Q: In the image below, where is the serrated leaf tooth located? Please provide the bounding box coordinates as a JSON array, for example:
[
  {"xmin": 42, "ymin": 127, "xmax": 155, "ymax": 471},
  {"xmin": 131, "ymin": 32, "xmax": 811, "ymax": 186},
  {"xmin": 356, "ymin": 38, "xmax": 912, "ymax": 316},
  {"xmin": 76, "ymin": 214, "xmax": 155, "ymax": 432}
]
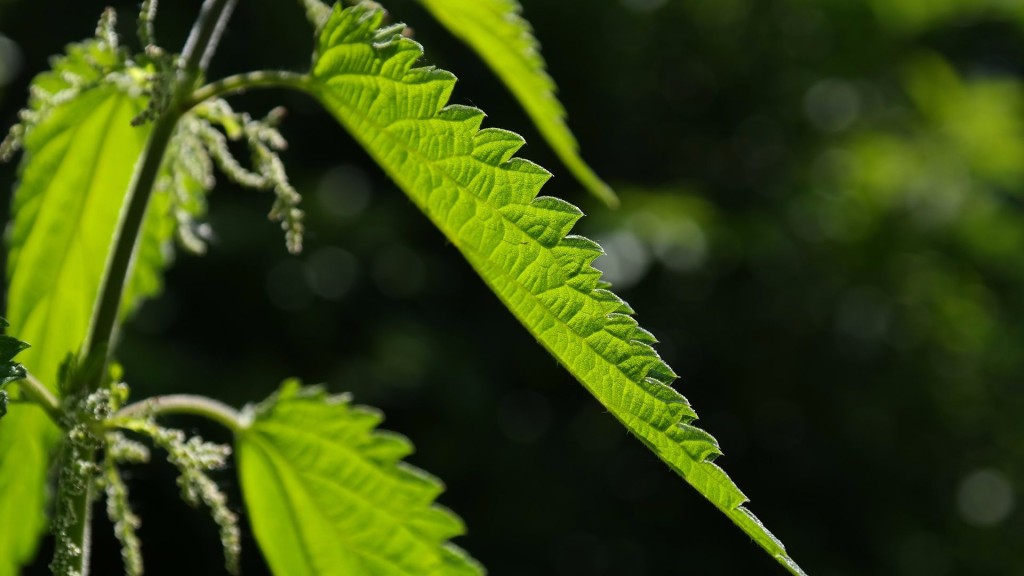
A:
[
  {"xmin": 646, "ymin": 378, "xmax": 698, "ymax": 421},
  {"xmin": 645, "ymin": 360, "xmax": 678, "ymax": 384},
  {"xmin": 627, "ymin": 324, "xmax": 656, "ymax": 343},
  {"xmin": 602, "ymin": 311, "xmax": 642, "ymax": 339},
  {"xmin": 500, "ymin": 156, "xmax": 550, "ymax": 193},
  {"xmin": 473, "ymin": 128, "xmax": 525, "ymax": 164},
  {"xmin": 392, "ymin": 460, "xmax": 446, "ymax": 502},
  {"xmin": 675, "ymin": 423, "xmax": 723, "ymax": 461},
  {"xmin": 381, "ymin": 45, "xmax": 425, "ymax": 79},
  {"xmin": 438, "ymin": 104, "xmax": 486, "ymax": 133},
  {"xmin": 373, "ymin": 23, "xmax": 407, "ymax": 43},
  {"xmin": 316, "ymin": 44, "xmax": 381, "ymax": 77},
  {"xmin": 416, "ymin": 0, "xmax": 615, "ymax": 204},
  {"xmin": 349, "ymin": 403, "xmax": 385, "ymax": 429},
  {"xmin": 590, "ymin": 288, "xmax": 633, "ymax": 315},
  {"xmin": 409, "ymin": 505, "xmax": 467, "ymax": 541},
  {"xmin": 326, "ymin": 2, "xmax": 385, "ymax": 46},
  {"xmin": 553, "ymin": 236, "xmax": 604, "ymax": 277},
  {"xmin": 499, "ymin": 196, "xmax": 579, "ymax": 246},
  {"xmin": 362, "ymin": 430, "xmax": 414, "ymax": 464}
]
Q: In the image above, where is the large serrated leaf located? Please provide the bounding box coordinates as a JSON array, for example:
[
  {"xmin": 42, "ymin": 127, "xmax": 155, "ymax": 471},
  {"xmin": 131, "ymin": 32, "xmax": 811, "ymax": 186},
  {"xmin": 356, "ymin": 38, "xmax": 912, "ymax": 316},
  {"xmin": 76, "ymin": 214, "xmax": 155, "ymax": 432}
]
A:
[
  {"xmin": 237, "ymin": 381, "xmax": 482, "ymax": 575},
  {"xmin": 0, "ymin": 42, "xmax": 151, "ymax": 574},
  {"xmin": 415, "ymin": 0, "xmax": 616, "ymax": 206},
  {"xmin": 302, "ymin": 4, "xmax": 804, "ymax": 573}
]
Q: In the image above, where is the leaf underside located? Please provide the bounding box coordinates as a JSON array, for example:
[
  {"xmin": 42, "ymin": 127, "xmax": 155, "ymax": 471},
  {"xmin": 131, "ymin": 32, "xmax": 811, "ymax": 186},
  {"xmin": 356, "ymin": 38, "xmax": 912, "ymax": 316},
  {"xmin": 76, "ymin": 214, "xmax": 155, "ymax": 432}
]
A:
[
  {"xmin": 415, "ymin": 0, "xmax": 617, "ymax": 206},
  {"xmin": 304, "ymin": 4, "xmax": 804, "ymax": 574},
  {"xmin": 237, "ymin": 382, "xmax": 482, "ymax": 576}
]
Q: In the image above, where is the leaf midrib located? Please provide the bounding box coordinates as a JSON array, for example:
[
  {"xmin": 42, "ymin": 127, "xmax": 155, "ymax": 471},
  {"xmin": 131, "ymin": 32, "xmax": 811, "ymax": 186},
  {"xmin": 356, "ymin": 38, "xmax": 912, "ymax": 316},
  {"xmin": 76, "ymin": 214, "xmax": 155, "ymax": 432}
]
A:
[
  {"xmin": 312, "ymin": 38, "xmax": 765, "ymax": 555},
  {"xmin": 311, "ymin": 61, "xmax": 683, "ymax": 446},
  {"xmin": 309, "ymin": 14, "xmax": 799, "ymax": 572}
]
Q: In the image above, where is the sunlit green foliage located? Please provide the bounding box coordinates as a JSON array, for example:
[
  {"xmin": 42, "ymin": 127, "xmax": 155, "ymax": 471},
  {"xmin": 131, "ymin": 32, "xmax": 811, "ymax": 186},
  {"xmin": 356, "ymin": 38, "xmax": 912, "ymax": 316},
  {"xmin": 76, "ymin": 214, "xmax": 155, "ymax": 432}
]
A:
[
  {"xmin": 416, "ymin": 0, "xmax": 617, "ymax": 206},
  {"xmin": 302, "ymin": 4, "xmax": 802, "ymax": 572},
  {"xmin": 238, "ymin": 381, "xmax": 481, "ymax": 575},
  {"xmin": 0, "ymin": 320, "xmax": 28, "ymax": 419}
]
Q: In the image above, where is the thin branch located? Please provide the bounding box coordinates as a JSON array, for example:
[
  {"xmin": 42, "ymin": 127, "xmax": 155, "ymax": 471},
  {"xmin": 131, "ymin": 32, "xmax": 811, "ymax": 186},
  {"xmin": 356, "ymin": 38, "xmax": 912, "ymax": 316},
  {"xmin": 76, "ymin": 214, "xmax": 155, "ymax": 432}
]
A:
[
  {"xmin": 185, "ymin": 71, "xmax": 311, "ymax": 111},
  {"xmin": 113, "ymin": 394, "xmax": 246, "ymax": 433},
  {"xmin": 13, "ymin": 372, "xmax": 63, "ymax": 425},
  {"xmin": 84, "ymin": 0, "xmax": 243, "ymax": 378},
  {"xmin": 181, "ymin": 0, "xmax": 239, "ymax": 74}
]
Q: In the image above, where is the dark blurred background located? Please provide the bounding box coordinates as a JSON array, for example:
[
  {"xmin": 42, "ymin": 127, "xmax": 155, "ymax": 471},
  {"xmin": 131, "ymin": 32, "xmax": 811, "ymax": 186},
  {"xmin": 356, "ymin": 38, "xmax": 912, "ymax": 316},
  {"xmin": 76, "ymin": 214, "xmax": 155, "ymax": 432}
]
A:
[{"xmin": 2, "ymin": 0, "xmax": 1023, "ymax": 574}]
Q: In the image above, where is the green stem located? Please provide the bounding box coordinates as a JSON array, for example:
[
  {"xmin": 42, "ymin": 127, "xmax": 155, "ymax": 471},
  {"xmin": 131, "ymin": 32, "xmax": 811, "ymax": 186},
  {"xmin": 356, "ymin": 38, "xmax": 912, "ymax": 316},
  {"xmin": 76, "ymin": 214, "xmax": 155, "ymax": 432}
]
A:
[
  {"xmin": 14, "ymin": 372, "xmax": 62, "ymax": 425},
  {"xmin": 113, "ymin": 394, "xmax": 245, "ymax": 433},
  {"xmin": 181, "ymin": 0, "xmax": 239, "ymax": 73},
  {"xmin": 84, "ymin": 0, "xmax": 239, "ymax": 368},
  {"xmin": 62, "ymin": 0, "xmax": 242, "ymax": 573},
  {"xmin": 82, "ymin": 115, "xmax": 179, "ymax": 371},
  {"xmin": 185, "ymin": 71, "xmax": 310, "ymax": 110}
]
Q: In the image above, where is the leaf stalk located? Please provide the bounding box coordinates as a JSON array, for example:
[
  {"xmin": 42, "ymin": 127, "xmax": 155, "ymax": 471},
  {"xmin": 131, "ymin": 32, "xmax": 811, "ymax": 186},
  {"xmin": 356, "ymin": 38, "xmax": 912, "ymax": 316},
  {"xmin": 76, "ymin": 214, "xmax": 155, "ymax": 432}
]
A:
[
  {"xmin": 185, "ymin": 71, "xmax": 311, "ymax": 111},
  {"xmin": 13, "ymin": 372, "xmax": 62, "ymax": 425},
  {"xmin": 113, "ymin": 394, "xmax": 245, "ymax": 433}
]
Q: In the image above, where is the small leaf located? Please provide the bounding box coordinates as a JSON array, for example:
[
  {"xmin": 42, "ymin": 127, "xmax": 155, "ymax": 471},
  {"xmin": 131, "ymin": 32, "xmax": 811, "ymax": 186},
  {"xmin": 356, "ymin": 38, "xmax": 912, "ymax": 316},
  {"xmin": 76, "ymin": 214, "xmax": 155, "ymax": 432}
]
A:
[
  {"xmin": 0, "ymin": 336, "xmax": 29, "ymax": 367},
  {"xmin": 0, "ymin": 322, "xmax": 27, "ymax": 391},
  {"xmin": 237, "ymin": 381, "xmax": 482, "ymax": 576},
  {"xmin": 416, "ymin": 0, "xmax": 617, "ymax": 206}
]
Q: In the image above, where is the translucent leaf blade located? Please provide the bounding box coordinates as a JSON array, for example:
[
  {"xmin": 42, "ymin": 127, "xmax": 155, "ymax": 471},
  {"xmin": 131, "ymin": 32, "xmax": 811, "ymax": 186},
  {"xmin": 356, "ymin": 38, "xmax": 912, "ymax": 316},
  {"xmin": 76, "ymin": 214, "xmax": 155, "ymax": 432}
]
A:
[
  {"xmin": 0, "ymin": 85, "xmax": 150, "ymax": 574},
  {"xmin": 237, "ymin": 382, "xmax": 483, "ymax": 576},
  {"xmin": 416, "ymin": 0, "xmax": 617, "ymax": 206},
  {"xmin": 305, "ymin": 4, "xmax": 803, "ymax": 573}
]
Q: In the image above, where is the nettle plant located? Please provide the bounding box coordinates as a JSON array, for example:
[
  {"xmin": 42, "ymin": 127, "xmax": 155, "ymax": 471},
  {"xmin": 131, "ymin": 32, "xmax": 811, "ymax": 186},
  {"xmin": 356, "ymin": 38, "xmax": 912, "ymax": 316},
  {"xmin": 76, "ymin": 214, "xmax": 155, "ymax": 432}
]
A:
[{"xmin": 0, "ymin": 0, "xmax": 805, "ymax": 574}]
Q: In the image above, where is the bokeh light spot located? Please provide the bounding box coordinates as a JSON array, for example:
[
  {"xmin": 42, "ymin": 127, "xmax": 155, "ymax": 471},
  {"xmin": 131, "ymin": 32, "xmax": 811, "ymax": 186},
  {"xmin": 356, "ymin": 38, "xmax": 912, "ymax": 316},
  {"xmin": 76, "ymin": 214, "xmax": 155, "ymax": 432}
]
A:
[
  {"xmin": 305, "ymin": 246, "xmax": 358, "ymax": 300},
  {"xmin": 956, "ymin": 468, "xmax": 1015, "ymax": 527},
  {"xmin": 593, "ymin": 231, "xmax": 650, "ymax": 289},
  {"xmin": 804, "ymin": 79, "xmax": 860, "ymax": 132},
  {"xmin": 316, "ymin": 164, "xmax": 372, "ymax": 219}
]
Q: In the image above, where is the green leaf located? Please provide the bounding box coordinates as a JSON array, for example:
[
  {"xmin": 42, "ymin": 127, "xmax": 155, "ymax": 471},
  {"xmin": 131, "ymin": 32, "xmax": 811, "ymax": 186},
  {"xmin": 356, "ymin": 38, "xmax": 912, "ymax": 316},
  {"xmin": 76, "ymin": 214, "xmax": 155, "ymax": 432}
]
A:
[
  {"xmin": 415, "ymin": 0, "xmax": 617, "ymax": 207},
  {"xmin": 0, "ymin": 37, "xmax": 150, "ymax": 574},
  {"xmin": 0, "ymin": 321, "xmax": 28, "ymax": 389},
  {"xmin": 237, "ymin": 381, "xmax": 482, "ymax": 575},
  {"xmin": 303, "ymin": 4, "xmax": 803, "ymax": 573}
]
